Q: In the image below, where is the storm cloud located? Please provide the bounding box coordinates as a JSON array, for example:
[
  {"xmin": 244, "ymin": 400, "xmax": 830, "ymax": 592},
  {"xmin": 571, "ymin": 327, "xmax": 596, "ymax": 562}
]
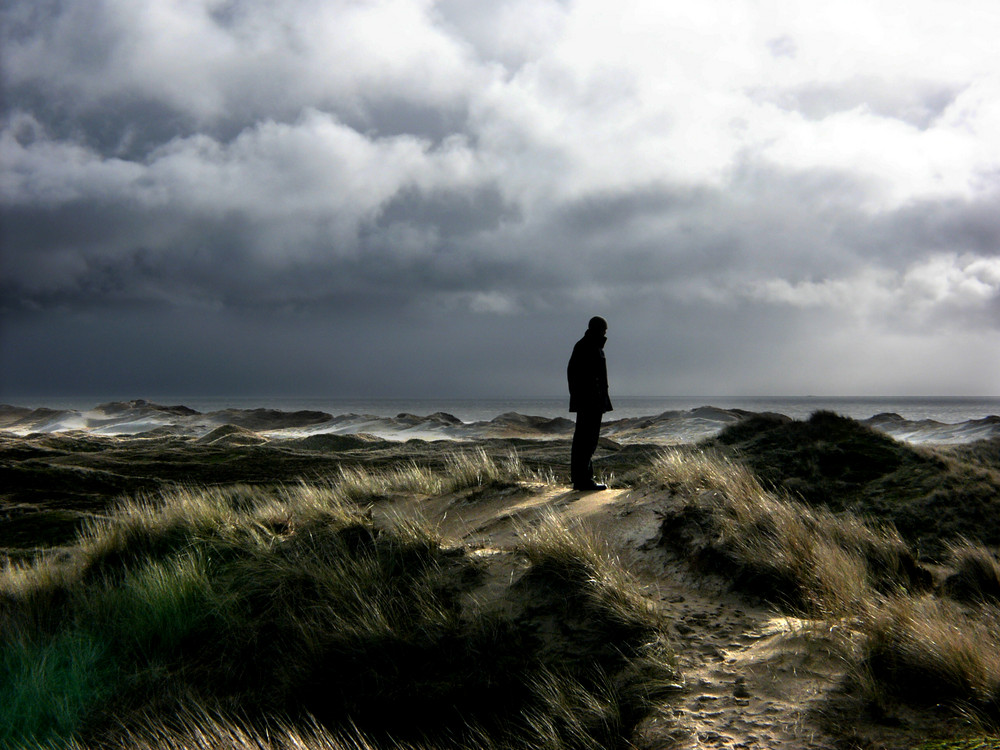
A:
[{"xmin": 2, "ymin": 0, "xmax": 998, "ymax": 399}]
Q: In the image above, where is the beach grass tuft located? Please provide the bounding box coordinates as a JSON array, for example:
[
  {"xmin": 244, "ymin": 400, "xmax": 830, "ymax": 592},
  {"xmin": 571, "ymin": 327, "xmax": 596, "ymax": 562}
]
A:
[
  {"xmin": 859, "ymin": 595, "xmax": 1000, "ymax": 714},
  {"xmin": 0, "ymin": 452, "xmax": 675, "ymax": 749},
  {"xmin": 644, "ymin": 445, "xmax": 1000, "ymax": 721},
  {"xmin": 645, "ymin": 447, "xmax": 923, "ymax": 615},
  {"xmin": 705, "ymin": 414, "xmax": 1000, "ymax": 559},
  {"xmin": 942, "ymin": 540, "xmax": 1000, "ymax": 605}
]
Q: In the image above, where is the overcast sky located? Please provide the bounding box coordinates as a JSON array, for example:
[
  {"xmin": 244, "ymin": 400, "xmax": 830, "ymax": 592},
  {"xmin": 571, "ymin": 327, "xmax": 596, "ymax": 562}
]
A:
[{"xmin": 2, "ymin": 0, "xmax": 999, "ymax": 401}]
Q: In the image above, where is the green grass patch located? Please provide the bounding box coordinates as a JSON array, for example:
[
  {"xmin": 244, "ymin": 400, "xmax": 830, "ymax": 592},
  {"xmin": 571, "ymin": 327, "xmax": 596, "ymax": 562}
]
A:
[{"xmin": 0, "ymin": 629, "xmax": 115, "ymax": 748}]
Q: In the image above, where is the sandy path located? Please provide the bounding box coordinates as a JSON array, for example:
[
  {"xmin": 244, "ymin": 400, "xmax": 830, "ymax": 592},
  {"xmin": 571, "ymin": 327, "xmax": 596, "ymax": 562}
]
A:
[
  {"xmin": 644, "ymin": 572, "xmax": 845, "ymax": 750},
  {"xmin": 388, "ymin": 485, "xmax": 848, "ymax": 750},
  {"xmin": 558, "ymin": 487, "xmax": 845, "ymax": 750}
]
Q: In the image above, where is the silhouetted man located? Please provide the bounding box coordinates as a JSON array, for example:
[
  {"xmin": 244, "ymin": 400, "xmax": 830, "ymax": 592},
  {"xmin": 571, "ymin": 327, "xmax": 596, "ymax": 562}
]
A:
[{"xmin": 567, "ymin": 316, "xmax": 612, "ymax": 491}]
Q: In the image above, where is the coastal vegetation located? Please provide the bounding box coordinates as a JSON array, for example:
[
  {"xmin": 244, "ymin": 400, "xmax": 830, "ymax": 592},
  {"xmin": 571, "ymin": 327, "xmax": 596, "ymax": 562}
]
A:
[
  {"xmin": 706, "ymin": 410, "xmax": 1000, "ymax": 557},
  {"xmin": 1, "ymin": 411, "xmax": 999, "ymax": 747},
  {"xmin": 646, "ymin": 445, "xmax": 1000, "ymax": 725},
  {"xmin": 0, "ymin": 452, "xmax": 676, "ymax": 749}
]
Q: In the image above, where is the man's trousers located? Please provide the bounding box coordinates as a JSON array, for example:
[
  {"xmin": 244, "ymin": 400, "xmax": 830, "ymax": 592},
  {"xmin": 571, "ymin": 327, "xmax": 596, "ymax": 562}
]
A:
[{"xmin": 571, "ymin": 409, "xmax": 603, "ymax": 487}]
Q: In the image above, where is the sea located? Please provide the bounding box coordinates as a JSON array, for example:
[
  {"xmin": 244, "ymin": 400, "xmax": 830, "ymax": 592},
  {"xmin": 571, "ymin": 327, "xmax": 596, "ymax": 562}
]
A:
[{"xmin": 6, "ymin": 395, "xmax": 1000, "ymax": 425}]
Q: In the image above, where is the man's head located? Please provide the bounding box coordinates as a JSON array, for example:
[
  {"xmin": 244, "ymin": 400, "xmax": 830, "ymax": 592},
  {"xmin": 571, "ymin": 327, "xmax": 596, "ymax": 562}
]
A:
[{"xmin": 588, "ymin": 316, "xmax": 608, "ymax": 334}]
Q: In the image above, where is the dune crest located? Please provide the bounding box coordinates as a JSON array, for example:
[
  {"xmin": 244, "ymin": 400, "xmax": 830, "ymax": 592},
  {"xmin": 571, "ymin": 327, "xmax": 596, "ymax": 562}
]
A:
[{"xmin": 3, "ymin": 401, "xmax": 996, "ymax": 444}]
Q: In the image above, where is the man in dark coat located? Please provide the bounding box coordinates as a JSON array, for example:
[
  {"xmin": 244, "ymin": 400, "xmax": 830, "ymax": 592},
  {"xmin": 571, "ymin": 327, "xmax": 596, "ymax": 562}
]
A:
[{"xmin": 567, "ymin": 316, "xmax": 613, "ymax": 491}]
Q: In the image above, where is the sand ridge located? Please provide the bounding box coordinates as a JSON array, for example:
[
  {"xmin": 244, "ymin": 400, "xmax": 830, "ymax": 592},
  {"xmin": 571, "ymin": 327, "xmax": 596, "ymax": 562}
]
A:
[
  {"xmin": 380, "ymin": 485, "xmax": 853, "ymax": 749},
  {"xmin": 4, "ymin": 400, "xmax": 996, "ymax": 443},
  {"xmin": 2, "ymin": 427, "xmax": 987, "ymax": 748},
  {"xmin": 378, "ymin": 482, "xmax": 981, "ymax": 749}
]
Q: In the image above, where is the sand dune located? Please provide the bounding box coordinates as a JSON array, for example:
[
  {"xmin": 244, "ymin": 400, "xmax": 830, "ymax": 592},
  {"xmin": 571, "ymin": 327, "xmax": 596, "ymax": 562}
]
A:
[
  {"xmin": 867, "ymin": 411, "xmax": 1000, "ymax": 443},
  {"xmin": 379, "ymin": 483, "xmax": 963, "ymax": 749},
  {"xmin": 2, "ymin": 399, "xmax": 997, "ymax": 444},
  {"xmin": 2, "ymin": 411, "xmax": 998, "ymax": 748}
]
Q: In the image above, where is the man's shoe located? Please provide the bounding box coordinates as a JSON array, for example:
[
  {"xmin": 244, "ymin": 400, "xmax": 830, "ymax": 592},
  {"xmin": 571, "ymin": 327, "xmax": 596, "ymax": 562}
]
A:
[{"xmin": 573, "ymin": 481, "xmax": 607, "ymax": 491}]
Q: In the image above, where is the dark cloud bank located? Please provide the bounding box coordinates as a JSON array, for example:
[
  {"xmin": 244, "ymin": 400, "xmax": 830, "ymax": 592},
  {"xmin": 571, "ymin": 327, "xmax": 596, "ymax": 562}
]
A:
[{"xmin": 2, "ymin": 0, "xmax": 998, "ymax": 400}]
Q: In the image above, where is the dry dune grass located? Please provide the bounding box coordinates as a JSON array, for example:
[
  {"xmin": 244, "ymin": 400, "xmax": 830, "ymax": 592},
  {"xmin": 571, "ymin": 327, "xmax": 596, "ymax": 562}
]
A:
[
  {"xmin": 520, "ymin": 511, "xmax": 650, "ymax": 620},
  {"xmin": 860, "ymin": 595, "xmax": 1000, "ymax": 708},
  {"xmin": 5, "ymin": 436, "xmax": 999, "ymax": 747},
  {"xmin": 0, "ymin": 449, "xmax": 675, "ymax": 750},
  {"xmin": 706, "ymin": 413, "xmax": 1000, "ymax": 560},
  {"xmin": 645, "ymin": 447, "xmax": 1000, "ymax": 722},
  {"xmin": 515, "ymin": 512, "xmax": 681, "ymax": 706},
  {"xmin": 942, "ymin": 539, "xmax": 1000, "ymax": 605},
  {"xmin": 645, "ymin": 448, "xmax": 923, "ymax": 615},
  {"xmin": 332, "ymin": 448, "xmax": 551, "ymax": 505},
  {"xmin": 443, "ymin": 447, "xmax": 555, "ymax": 490}
]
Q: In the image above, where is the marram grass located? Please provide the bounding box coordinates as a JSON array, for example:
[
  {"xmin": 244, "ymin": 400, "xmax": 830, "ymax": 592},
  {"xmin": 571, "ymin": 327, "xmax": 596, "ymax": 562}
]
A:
[
  {"xmin": 0, "ymin": 628, "xmax": 113, "ymax": 746},
  {"xmin": 860, "ymin": 595, "xmax": 1000, "ymax": 709},
  {"xmin": 943, "ymin": 539, "xmax": 1000, "ymax": 604},
  {"xmin": 645, "ymin": 446, "xmax": 1000, "ymax": 721},
  {"xmin": 0, "ymin": 452, "xmax": 675, "ymax": 749},
  {"xmin": 645, "ymin": 447, "xmax": 920, "ymax": 615}
]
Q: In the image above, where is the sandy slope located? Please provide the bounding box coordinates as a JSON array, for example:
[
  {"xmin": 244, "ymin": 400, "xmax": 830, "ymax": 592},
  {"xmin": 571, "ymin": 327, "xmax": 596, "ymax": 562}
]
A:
[{"xmin": 380, "ymin": 484, "xmax": 962, "ymax": 750}]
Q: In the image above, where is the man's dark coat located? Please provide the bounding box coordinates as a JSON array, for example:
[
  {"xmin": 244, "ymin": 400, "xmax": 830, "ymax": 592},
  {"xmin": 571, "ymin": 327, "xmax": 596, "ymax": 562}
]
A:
[{"xmin": 567, "ymin": 329, "xmax": 613, "ymax": 414}]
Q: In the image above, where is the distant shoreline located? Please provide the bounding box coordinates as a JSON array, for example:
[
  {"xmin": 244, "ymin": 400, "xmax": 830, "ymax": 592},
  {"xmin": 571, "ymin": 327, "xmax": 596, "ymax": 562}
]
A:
[
  {"xmin": 3, "ymin": 399, "xmax": 998, "ymax": 445},
  {"xmin": 2, "ymin": 394, "xmax": 1000, "ymax": 424}
]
